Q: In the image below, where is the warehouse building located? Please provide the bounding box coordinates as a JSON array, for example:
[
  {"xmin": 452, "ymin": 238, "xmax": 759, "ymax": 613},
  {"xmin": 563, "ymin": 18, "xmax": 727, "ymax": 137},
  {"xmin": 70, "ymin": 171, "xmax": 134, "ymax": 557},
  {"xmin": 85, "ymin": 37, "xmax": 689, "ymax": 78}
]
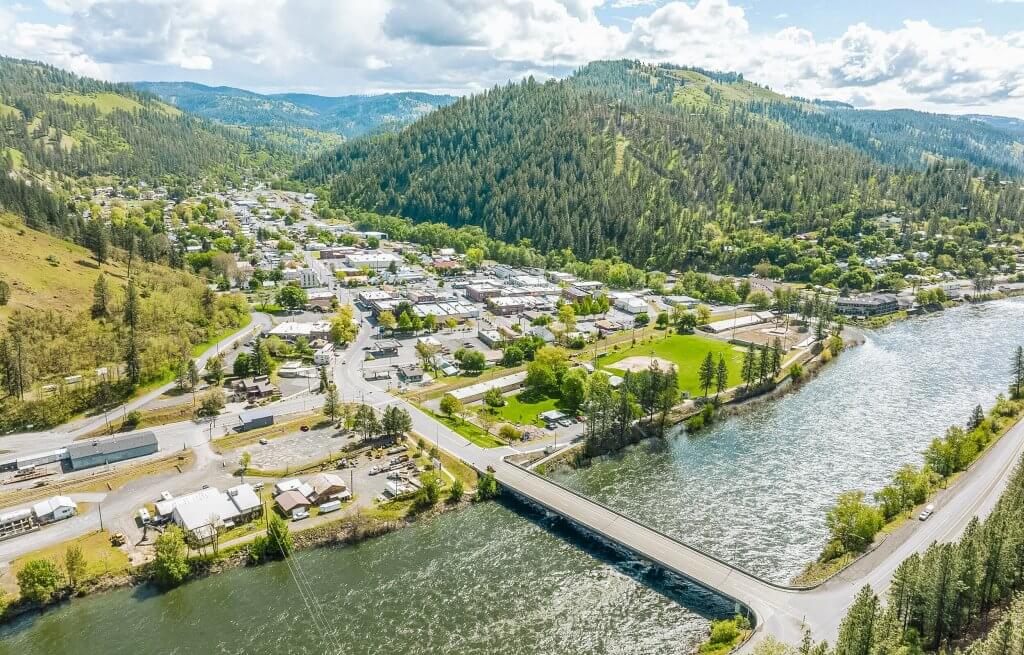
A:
[{"xmin": 66, "ymin": 432, "xmax": 159, "ymax": 471}]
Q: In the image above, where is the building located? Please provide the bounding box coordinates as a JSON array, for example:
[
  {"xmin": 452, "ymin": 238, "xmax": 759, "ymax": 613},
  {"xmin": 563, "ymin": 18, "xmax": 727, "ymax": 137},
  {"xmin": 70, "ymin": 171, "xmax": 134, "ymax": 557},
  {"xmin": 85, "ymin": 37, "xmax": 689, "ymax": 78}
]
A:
[
  {"xmin": 239, "ymin": 407, "xmax": 276, "ymax": 431},
  {"xmin": 835, "ymin": 294, "xmax": 899, "ymax": 317},
  {"xmin": 275, "ymin": 490, "xmax": 311, "ymax": 517},
  {"xmin": 166, "ymin": 484, "xmax": 263, "ymax": 545},
  {"xmin": 308, "ymin": 473, "xmax": 350, "ymax": 504},
  {"xmin": 0, "ymin": 509, "xmax": 37, "ymax": 541},
  {"xmin": 372, "ymin": 340, "xmax": 401, "ymax": 357},
  {"xmin": 32, "ymin": 496, "xmax": 77, "ymax": 524},
  {"xmin": 313, "ymin": 343, "xmax": 334, "ymax": 365},
  {"xmin": 487, "ymin": 297, "xmax": 527, "ymax": 316},
  {"xmin": 233, "ymin": 376, "xmax": 277, "ymax": 402},
  {"xmin": 268, "ymin": 321, "xmax": 331, "ymax": 341},
  {"xmin": 344, "ymin": 252, "xmax": 403, "ymax": 272},
  {"xmin": 614, "ymin": 295, "xmax": 648, "ymax": 314},
  {"xmin": 478, "ymin": 329, "xmax": 504, "ymax": 348},
  {"xmin": 66, "ymin": 432, "xmax": 159, "ymax": 471},
  {"xmin": 449, "ymin": 371, "xmax": 528, "ymax": 403},
  {"xmin": 398, "ymin": 365, "xmax": 425, "ymax": 382}
]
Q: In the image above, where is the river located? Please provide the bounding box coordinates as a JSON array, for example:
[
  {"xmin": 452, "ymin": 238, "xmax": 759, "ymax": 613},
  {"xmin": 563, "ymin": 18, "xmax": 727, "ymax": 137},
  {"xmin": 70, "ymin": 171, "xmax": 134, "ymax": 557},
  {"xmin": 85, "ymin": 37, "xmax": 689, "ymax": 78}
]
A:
[{"xmin": 1, "ymin": 298, "xmax": 1021, "ymax": 655}]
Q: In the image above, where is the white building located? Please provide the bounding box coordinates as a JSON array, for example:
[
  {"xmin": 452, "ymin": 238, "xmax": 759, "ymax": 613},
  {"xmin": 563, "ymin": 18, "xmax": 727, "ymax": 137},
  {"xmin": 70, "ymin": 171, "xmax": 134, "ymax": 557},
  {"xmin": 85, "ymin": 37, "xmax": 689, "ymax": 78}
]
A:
[
  {"xmin": 614, "ymin": 295, "xmax": 649, "ymax": 314},
  {"xmin": 32, "ymin": 496, "xmax": 77, "ymax": 524},
  {"xmin": 344, "ymin": 252, "xmax": 403, "ymax": 272},
  {"xmin": 314, "ymin": 343, "xmax": 334, "ymax": 365},
  {"xmin": 164, "ymin": 484, "xmax": 262, "ymax": 545}
]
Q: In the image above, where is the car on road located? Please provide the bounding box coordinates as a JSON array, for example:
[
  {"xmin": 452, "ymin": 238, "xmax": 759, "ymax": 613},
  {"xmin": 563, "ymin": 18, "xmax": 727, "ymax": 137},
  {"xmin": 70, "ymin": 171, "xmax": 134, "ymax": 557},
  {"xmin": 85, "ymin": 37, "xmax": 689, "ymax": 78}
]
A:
[
  {"xmin": 259, "ymin": 438, "xmax": 269, "ymax": 445},
  {"xmin": 369, "ymin": 465, "xmax": 381, "ymax": 475},
  {"xmin": 918, "ymin": 503, "xmax": 935, "ymax": 521},
  {"xmin": 300, "ymin": 425, "xmax": 310, "ymax": 432}
]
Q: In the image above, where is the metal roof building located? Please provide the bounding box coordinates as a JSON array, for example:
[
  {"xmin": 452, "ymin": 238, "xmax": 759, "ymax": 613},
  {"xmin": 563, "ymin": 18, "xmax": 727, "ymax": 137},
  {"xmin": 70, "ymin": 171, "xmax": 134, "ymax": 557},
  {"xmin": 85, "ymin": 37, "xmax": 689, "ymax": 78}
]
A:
[{"xmin": 66, "ymin": 431, "xmax": 159, "ymax": 470}]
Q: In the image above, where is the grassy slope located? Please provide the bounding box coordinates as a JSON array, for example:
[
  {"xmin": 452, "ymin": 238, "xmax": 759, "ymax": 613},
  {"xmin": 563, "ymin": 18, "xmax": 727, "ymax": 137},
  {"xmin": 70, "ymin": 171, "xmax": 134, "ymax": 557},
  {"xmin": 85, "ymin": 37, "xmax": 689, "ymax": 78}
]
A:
[
  {"xmin": 598, "ymin": 333, "xmax": 746, "ymax": 397},
  {"xmin": 0, "ymin": 213, "xmax": 131, "ymax": 320},
  {"xmin": 50, "ymin": 92, "xmax": 182, "ymax": 117}
]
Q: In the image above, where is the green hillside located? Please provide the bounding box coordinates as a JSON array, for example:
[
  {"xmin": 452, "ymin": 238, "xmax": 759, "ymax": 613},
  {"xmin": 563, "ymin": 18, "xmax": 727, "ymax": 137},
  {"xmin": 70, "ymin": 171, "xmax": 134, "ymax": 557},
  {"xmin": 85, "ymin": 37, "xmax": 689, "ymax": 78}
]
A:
[
  {"xmin": 0, "ymin": 57, "xmax": 286, "ymax": 180},
  {"xmin": 295, "ymin": 60, "xmax": 1024, "ymax": 272}
]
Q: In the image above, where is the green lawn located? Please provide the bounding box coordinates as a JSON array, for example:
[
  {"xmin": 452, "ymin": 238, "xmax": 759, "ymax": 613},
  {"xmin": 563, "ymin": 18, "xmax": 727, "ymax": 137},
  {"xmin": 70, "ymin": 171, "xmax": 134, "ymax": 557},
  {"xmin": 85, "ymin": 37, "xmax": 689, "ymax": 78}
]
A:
[
  {"xmin": 495, "ymin": 390, "xmax": 565, "ymax": 427},
  {"xmin": 597, "ymin": 334, "xmax": 746, "ymax": 397},
  {"xmin": 426, "ymin": 409, "xmax": 506, "ymax": 448}
]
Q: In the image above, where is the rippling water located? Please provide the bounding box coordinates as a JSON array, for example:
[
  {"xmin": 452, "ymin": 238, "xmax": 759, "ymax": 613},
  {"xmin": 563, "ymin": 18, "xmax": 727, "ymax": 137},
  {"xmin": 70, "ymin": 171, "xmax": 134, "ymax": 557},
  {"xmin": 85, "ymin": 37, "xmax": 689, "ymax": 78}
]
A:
[
  {"xmin": 0, "ymin": 299, "xmax": 1020, "ymax": 654},
  {"xmin": 554, "ymin": 298, "xmax": 1024, "ymax": 582}
]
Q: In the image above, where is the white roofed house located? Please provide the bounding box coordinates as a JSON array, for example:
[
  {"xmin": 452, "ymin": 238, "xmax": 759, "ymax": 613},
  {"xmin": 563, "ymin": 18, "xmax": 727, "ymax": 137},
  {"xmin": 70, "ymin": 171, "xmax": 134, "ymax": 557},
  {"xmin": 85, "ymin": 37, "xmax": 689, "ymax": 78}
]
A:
[
  {"xmin": 165, "ymin": 484, "xmax": 264, "ymax": 546},
  {"xmin": 32, "ymin": 496, "xmax": 77, "ymax": 524}
]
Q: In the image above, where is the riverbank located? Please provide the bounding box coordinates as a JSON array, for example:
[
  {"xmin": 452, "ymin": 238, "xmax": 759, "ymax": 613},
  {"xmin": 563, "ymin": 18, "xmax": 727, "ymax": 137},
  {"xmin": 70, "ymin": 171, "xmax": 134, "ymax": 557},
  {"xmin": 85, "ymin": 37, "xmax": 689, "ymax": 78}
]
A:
[
  {"xmin": 0, "ymin": 435, "xmax": 482, "ymax": 624},
  {"xmin": 794, "ymin": 390, "xmax": 1024, "ymax": 586}
]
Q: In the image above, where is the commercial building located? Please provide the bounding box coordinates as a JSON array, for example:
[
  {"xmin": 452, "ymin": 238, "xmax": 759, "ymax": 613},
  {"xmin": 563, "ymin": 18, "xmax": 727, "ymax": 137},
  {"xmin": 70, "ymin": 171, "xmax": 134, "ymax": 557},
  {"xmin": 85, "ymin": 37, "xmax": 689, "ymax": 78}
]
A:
[
  {"xmin": 268, "ymin": 321, "xmax": 331, "ymax": 341},
  {"xmin": 835, "ymin": 294, "xmax": 899, "ymax": 317},
  {"xmin": 344, "ymin": 252, "xmax": 403, "ymax": 272},
  {"xmin": 238, "ymin": 407, "xmax": 276, "ymax": 431},
  {"xmin": 164, "ymin": 484, "xmax": 263, "ymax": 545},
  {"xmin": 66, "ymin": 432, "xmax": 159, "ymax": 471}
]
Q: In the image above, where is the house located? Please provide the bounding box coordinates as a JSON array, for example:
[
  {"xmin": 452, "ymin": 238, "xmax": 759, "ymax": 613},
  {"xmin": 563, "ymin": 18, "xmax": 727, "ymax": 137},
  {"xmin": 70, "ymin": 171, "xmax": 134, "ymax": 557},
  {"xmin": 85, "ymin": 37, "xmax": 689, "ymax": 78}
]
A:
[
  {"xmin": 593, "ymin": 319, "xmax": 622, "ymax": 336},
  {"xmin": 238, "ymin": 407, "xmax": 275, "ymax": 431},
  {"xmin": 308, "ymin": 473, "xmax": 350, "ymax": 504},
  {"xmin": 275, "ymin": 490, "xmax": 311, "ymax": 517},
  {"xmin": 274, "ymin": 478, "xmax": 314, "ymax": 498},
  {"xmin": 66, "ymin": 432, "xmax": 159, "ymax": 471},
  {"xmin": 835, "ymin": 293, "xmax": 899, "ymax": 317},
  {"xmin": 398, "ymin": 365, "xmax": 425, "ymax": 382},
  {"xmin": 233, "ymin": 376, "xmax": 277, "ymax": 402},
  {"xmin": 32, "ymin": 496, "xmax": 77, "ymax": 524}
]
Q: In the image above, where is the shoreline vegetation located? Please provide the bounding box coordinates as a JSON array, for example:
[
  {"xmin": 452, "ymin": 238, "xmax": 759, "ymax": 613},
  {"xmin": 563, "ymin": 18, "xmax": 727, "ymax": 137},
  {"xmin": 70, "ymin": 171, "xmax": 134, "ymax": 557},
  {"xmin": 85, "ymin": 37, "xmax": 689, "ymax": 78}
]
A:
[
  {"xmin": 795, "ymin": 345, "xmax": 1024, "ymax": 586},
  {"xmin": 0, "ymin": 433, "xmax": 497, "ymax": 625}
]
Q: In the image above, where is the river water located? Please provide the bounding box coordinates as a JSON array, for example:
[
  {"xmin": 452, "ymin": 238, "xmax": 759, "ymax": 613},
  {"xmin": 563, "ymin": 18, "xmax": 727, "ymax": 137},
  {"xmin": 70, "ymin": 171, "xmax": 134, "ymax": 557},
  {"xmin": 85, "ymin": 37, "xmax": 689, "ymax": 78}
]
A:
[{"xmin": 1, "ymin": 299, "xmax": 1021, "ymax": 655}]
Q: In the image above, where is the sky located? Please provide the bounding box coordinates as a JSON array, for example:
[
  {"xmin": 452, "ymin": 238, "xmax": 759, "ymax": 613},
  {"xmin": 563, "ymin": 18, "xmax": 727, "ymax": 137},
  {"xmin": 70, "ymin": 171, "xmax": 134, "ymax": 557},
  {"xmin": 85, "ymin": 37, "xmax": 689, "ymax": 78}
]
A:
[{"xmin": 2, "ymin": 0, "xmax": 1024, "ymax": 116}]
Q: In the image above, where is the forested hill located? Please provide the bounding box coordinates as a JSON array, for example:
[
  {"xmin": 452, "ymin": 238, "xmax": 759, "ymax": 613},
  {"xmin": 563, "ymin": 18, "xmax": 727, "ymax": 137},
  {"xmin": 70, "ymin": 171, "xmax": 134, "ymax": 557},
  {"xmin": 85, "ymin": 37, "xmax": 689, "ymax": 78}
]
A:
[
  {"xmin": 133, "ymin": 81, "xmax": 456, "ymax": 138},
  {"xmin": 294, "ymin": 60, "xmax": 1024, "ymax": 271},
  {"xmin": 758, "ymin": 103, "xmax": 1024, "ymax": 177},
  {"xmin": 0, "ymin": 57, "xmax": 283, "ymax": 180}
]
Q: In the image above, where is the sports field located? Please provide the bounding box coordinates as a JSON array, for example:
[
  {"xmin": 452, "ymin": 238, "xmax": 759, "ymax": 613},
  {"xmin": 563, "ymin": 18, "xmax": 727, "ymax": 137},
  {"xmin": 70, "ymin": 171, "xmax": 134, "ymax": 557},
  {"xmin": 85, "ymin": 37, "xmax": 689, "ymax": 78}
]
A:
[{"xmin": 597, "ymin": 334, "xmax": 746, "ymax": 397}]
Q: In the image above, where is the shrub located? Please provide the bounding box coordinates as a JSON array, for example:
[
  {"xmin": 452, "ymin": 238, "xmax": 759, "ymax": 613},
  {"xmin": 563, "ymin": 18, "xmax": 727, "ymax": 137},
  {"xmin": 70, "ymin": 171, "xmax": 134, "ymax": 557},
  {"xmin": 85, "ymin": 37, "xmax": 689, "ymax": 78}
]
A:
[
  {"xmin": 499, "ymin": 424, "xmax": 522, "ymax": 442},
  {"xmin": 123, "ymin": 410, "xmax": 142, "ymax": 429},
  {"xmin": 685, "ymin": 414, "xmax": 705, "ymax": 432},
  {"xmin": 789, "ymin": 363, "xmax": 804, "ymax": 381}
]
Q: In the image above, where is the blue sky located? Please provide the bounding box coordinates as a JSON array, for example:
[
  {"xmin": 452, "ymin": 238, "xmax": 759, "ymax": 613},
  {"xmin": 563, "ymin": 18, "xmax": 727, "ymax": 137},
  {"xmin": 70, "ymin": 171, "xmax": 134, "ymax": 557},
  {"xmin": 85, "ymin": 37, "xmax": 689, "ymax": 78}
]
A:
[{"xmin": 2, "ymin": 0, "xmax": 1024, "ymax": 116}]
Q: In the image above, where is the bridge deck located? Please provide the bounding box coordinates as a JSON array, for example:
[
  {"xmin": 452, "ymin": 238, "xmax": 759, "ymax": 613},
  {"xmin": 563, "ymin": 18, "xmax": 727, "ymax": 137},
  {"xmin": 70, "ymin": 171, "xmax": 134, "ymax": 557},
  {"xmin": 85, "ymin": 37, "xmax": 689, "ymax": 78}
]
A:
[{"xmin": 493, "ymin": 460, "xmax": 806, "ymax": 638}]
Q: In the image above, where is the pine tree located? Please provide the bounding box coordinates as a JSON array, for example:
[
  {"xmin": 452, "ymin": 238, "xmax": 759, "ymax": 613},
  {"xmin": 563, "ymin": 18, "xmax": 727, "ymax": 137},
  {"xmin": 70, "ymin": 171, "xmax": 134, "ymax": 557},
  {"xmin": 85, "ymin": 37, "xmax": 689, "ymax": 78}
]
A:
[
  {"xmin": 741, "ymin": 344, "xmax": 757, "ymax": 390},
  {"xmin": 835, "ymin": 586, "xmax": 879, "ymax": 655},
  {"xmin": 323, "ymin": 383, "xmax": 340, "ymax": 422},
  {"xmin": 91, "ymin": 274, "xmax": 109, "ymax": 318},
  {"xmin": 698, "ymin": 351, "xmax": 715, "ymax": 399},
  {"xmin": 1012, "ymin": 346, "xmax": 1024, "ymax": 400},
  {"xmin": 124, "ymin": 281, "xmax": 141, "ymax": 385},
  {"xmin": 715, "ymin": 355, "xmax": 728, "ymax": 400}
]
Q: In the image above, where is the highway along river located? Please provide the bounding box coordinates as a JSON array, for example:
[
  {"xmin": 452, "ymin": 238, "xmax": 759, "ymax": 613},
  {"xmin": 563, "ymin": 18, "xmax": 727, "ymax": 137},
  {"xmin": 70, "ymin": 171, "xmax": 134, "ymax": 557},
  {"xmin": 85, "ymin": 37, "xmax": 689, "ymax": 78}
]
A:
[{"xmin": 0, "ymin": 298, "xmax": 1021, "ymax": 655}]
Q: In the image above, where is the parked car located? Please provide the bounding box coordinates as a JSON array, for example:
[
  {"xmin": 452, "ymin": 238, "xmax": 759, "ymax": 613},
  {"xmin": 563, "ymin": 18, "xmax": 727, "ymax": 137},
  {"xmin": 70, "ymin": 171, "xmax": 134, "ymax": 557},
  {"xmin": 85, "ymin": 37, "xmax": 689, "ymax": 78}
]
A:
[
  {"xmin": 369, "ymin": 465, "xmax": 381, "ymax": 475},
  {"xmin": 292, "ymin": 508, "xmax": 310, "ymax": 521},
  {"xmin": 918, "ymin": 503, "xmax": 935, "ymax": 521},
  {"xmin": 557, "ymin": 418, "xmax": 573, "ymax": 427},
  {"xmin": 259, "ymin": 438, "xmax": 269, "ymax": 445}
]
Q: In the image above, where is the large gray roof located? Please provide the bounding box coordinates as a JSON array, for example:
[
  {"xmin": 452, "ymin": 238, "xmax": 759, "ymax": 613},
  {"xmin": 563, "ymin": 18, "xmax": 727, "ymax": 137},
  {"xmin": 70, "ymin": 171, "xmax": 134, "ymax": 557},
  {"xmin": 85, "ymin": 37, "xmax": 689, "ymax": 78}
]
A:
[{"xmin": 66, "ymin": 431, "xmax": 158, "ymax": 460}]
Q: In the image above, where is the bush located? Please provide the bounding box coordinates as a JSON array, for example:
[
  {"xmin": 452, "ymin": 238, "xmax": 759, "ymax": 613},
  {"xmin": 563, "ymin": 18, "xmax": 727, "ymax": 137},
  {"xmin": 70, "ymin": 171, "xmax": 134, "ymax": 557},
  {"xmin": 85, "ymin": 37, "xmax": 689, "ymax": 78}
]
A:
[
  {"xmin": 685, "ymin": 414, "xmax": 705, "ymax": 432},
  {"xmin": 499, "ymin": 424, "xmax": 522, "ymax": 442},
  {"xmin": 123, "ymin": 410, "xmax": 142, "ymax": 429},
  {"xmin": 789, "ymin": 362, "xmax": 804, "ymax": 381},
  {"xmin": 16, "ymin": 559, "xmax": 63, "ymax": 604},
  {"xmin": 448, "ymin": 478, "xmax": 464, "ymax": 503}
]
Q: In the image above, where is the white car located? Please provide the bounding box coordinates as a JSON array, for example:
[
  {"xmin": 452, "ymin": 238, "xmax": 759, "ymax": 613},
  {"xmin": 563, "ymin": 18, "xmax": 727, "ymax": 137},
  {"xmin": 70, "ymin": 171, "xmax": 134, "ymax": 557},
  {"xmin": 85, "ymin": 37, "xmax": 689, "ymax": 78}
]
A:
[
  {"xmin": 292, "ymin": 508, "xmax": 310, "ymax": 521},
  {"xmin": 918, "ymin": 503, "xmax": 935, "ymax": 521}
]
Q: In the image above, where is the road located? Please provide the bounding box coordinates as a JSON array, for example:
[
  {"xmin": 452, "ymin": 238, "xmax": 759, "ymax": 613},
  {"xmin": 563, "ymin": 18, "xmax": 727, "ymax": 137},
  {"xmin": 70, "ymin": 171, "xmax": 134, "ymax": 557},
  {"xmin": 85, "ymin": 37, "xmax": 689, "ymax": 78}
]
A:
[{"xmin": 2, "ymin": 295, "xmax": 1021, "ymax": 650}]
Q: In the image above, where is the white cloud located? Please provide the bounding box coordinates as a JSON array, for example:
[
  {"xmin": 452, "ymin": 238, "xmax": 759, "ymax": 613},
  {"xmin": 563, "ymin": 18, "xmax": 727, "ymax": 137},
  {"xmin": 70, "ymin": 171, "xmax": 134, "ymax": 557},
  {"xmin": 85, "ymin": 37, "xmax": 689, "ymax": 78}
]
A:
[{"xmin": 3, "ymin": 0, "xmax": 1024, "ymax": 116}]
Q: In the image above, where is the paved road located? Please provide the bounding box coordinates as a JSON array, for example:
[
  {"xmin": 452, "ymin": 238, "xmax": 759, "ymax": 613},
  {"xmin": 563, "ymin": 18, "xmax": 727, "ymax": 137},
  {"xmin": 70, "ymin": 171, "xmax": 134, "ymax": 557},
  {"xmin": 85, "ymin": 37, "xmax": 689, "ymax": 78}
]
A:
[
  {"xmin": 327, "ymin": 313, "xmax": 1024, "ymax": 648},
  {"xmin": 3, "ymin": 297, "xmax": 1021, "ymax": 651}
]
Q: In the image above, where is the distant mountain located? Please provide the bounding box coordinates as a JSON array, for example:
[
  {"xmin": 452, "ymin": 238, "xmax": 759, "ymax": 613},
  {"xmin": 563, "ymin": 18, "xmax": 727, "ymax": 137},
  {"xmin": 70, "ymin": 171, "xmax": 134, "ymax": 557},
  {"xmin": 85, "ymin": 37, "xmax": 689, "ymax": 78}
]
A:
[
  {"xmin": 132, "ymin": 81, "xmax": 457, "ymax": 138},
  {"xmin": 757, "ymin": 103, "xmax": 1024, "ymax": 177},
  {"xmin": 0, "ymin": 57, "xmax": 283, "ymax": 180}
]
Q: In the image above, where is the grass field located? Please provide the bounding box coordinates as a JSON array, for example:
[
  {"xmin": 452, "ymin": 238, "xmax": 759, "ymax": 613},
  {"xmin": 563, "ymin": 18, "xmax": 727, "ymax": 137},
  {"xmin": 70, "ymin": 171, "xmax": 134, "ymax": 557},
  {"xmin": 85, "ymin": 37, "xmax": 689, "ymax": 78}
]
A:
[
  {"xmin": 597, "ymin": 334, "xmax": 746, "ymax": 397},
  {"xmin": 4, "ymin": 530, "xmax": 130, "ymax": 596},
  {"xmin": 494, "ymin": 390, "xmax": 565, "ymax": 427},
  {"xmin": 0, "ymin": 213, "xmax": 132, "ymax": 320},
  {"xmin": 423, "ymin": 409, "xmax": 506, "ymax": 448}
]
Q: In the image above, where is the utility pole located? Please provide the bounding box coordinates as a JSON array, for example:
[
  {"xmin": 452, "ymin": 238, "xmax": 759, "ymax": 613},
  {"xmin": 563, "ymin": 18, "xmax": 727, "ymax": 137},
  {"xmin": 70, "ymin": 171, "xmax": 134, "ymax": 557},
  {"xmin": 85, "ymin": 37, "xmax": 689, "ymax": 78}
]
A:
[{"xmin": 98, "ymin": 503, "xmax": 104, "ymax": 531}]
